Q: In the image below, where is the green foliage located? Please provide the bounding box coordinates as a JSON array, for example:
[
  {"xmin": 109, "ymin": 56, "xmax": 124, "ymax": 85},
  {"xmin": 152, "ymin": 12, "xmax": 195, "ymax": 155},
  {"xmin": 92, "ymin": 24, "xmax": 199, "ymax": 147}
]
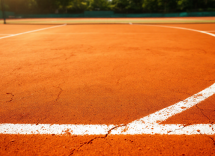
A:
[
  {"xmin": 3, "ymin": 0, "xmax": 215, "ymax": 14},
  {"xmin": 112, "ymin": 0, "xmax": 143, "ymax": 13},
  {"xmin": 87, "ymin": 0, "xmax": 111, "ymax": 11}
]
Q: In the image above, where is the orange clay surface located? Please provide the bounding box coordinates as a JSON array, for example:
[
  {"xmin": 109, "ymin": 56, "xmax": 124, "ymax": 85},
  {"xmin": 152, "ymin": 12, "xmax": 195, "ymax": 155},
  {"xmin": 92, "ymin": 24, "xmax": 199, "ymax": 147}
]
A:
[{"xmin": 0, "ymin": 23, "xmax": 215, "ymax": 155}]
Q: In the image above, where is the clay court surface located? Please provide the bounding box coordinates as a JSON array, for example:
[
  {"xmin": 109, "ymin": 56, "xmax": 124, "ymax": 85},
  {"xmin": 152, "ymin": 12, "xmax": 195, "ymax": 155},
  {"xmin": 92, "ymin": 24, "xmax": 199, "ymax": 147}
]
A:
[{"xmin": 0, "ymin": 17, "xmax": 215, "ymax": 155}]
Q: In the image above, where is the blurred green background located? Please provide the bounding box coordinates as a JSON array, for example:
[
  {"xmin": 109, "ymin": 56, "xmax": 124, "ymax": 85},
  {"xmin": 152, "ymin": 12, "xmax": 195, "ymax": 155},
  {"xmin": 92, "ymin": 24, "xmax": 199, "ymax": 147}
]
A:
[{"xmin": 1, "ymin": 0, "xmax": 215, "ymax": 14}]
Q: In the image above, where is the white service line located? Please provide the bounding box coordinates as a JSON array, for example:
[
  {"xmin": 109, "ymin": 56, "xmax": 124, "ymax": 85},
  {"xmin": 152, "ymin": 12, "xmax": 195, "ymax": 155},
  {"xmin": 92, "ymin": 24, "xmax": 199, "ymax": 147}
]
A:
[
  {"xmin": 111, "ymin": 124, "xmax": 215, "ymax": 135},
  {"xmin": 0, "ymin": 124, "xmax": 115, "ymax": 135},
  {"xmin": 111, "ymin": 83, "xmax": 215, "ymax": 135},
  {"xmin": 1, "ymin": 123, "xmax": 214, "ymax": 135},
  {"xmin": 0, "ymin": 24, "xmax": 66, "ymax": 40},
  {"xmin": 142, "ymin": 24, "xmax": 215, "ymax": 38},
  {"xmin": 0, "ymin": 24, "xmax": 215, "ymax": 135},
  {"xmin": 128, "ymin": 83, "xmax": 215, "ymax": 125}
]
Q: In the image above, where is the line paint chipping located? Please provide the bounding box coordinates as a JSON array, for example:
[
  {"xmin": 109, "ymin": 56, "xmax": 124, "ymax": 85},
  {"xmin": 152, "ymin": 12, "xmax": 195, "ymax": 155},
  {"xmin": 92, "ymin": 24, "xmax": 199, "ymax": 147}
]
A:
[
  {"xmin": 0, "ymin": 124, "xmax": 115, "ymax": 135},
  {"xmin": 0, "ymin": 25, "xmax": 215, "ymax": 135}
]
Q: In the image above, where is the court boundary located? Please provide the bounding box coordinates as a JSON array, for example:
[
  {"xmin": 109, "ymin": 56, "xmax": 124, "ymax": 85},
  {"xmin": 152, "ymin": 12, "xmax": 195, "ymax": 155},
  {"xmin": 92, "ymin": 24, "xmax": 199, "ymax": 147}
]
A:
[{"xmin": 0, "ymin": 24, "xmax": 215, "ymax": 135}]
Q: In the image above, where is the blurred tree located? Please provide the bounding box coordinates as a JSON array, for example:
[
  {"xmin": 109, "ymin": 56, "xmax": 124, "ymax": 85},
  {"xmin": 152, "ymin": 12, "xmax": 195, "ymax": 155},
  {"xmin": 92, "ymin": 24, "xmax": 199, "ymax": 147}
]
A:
[
  {"xmin": 35, "ymin": 0, "xmax": 59, "ymax": 13},
  {"xmin": 127, "ymin": 0, "xmax": 144, "ymax": 13},
  {"xmin": 112, "ymin": 0, "xmax": 130, "ymax": 13},
  {"xmin": 68, "ymin": 0, "xmax": 88, "ymax": 13},
  {"xmin": 4, "ymin": 0, "xmax": 35, "ymax": 13},
  {"xmin": 88, "ymin": 0, "xmax": 111, "ymax": 11},
  {"xmin": 142, "ymin": 0, "xmax": 161, "ymax": 13},
  {"xmin": 56, "ymin": 0, "xmax": 71, "ymax": 13},
  {"xmin": 3, "ymin": 0, "xmax": 215, "ymax": 14},
  {"xmin": 162, "ymin": 0, "xmax": 178, "ymax": 12}
]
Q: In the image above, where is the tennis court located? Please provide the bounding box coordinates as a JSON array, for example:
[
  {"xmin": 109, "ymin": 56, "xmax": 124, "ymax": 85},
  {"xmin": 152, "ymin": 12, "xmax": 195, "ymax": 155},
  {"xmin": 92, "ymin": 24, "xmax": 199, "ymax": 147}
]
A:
[{"xmin": 0, "ymin": 17, "xmax": 215, "ymax": 155}]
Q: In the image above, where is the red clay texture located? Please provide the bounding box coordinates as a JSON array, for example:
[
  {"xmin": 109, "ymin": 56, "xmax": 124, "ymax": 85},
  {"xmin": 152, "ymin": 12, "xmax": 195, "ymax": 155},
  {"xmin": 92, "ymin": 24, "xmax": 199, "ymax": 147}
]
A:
[
  {"xmin": 0, "ymin": 134, "xmax": 215, "ymax": 156},
  {"xmin": 0, "ymin": 24, "xmax": 215, "ymax": 125},
  {"xmin": 0, "ymin": 22, "xmax": 215, "ymax": 155}
]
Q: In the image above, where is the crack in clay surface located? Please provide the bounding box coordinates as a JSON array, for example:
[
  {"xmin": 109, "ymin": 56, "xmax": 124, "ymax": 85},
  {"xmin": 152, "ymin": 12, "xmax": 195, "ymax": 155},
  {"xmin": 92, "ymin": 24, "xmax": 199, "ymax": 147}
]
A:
[
  {"xmin": 53, "ymin": 86, "xmax": 63, "ymax": 102},
  {"xmin": 6, "ymin": 93, "xmax": 14, "ymax": 103},
  {"xmin": 196, "ymin": 104, "xmax": 212, "ymax": 123},
  {"xmin": 167, "ymin": 126, "xmax": 186, "ymax": 134},
  {"xmin": 69, "ymin": 124, "xmax": 126, "ymax": 155},
  {"xmin": 199, "ymin": 132, "xmax": 215, "ymax": 146}
]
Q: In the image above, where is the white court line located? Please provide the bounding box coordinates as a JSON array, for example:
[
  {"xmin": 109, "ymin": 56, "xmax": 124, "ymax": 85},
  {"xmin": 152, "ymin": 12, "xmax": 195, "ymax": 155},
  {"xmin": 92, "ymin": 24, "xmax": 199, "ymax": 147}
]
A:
[
  {"xmin": 111, "ymin": 83, "xmax": 215, "ymax": 135},
  {"xmin": 0, "ymin": 124, "xmax": 115, "ymax": 135},
  {"xmin": 0, "ymin": 25, "xmax": 215, "ymax": 135},
  {"xmin": 0, "ymin": 24, "xmax": 66, "ymax": 40},
  {"xmin": 144, "ymin": 24, "xmax": 215, "ymax": 37}
]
